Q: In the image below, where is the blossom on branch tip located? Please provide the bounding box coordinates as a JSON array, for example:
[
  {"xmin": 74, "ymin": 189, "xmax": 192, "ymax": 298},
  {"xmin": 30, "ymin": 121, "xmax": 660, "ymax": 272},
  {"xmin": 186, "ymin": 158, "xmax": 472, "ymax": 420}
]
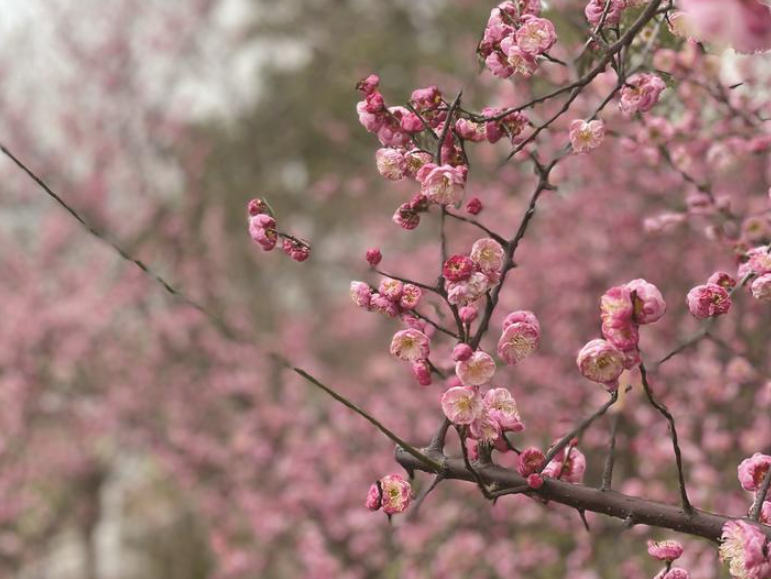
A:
[
  {"xmin": 456, "ymin": 350, "xmax": 496, "ymax": 387},
  {"xmin": 249, "ymin": 214, "xmax": 278, "ymax": 252},
  {"xmin": 365, "ymin": 248, "xmax": 382, "ymax": 267},
  {"xmin": 626, "ymin": 279, "xmax": 667, "ymax": 325},
  {"xmin": 453, "ymin": 343, "xmax": 474, "ymax": 362},
  {"xmin": 686, "ymin": 283, "xmax": 732, "ymax": 319},
  {"xmin": 390, "ymin": 329, "xmax": 430, "ymax": 362},
  {"xmin": 393, "ymin": 202, "xmax": 421, "ymax": 230},
  {"xmin": 708, "ymin": 271, "xmax": 737, "ymax": 291},
  {"xmin": 620, "ymin": 73, "xmax": 667, "ymax": 115},
  {"xmin": 441, "ymin": 386, "xmax": 484, "ymax": 425},
  {"xmin": 465, "ymin": 197, "xmax": 483, "ymax": 215},
  {"xmin": 379, "ymin": 474, "xmax": 412, "ymax": 515},
  {"xmin": 282, "ymin": 238, "xmax": 310, "ymax": 262},
  {"xmin": 399, "ymin": 284, "xmax": 423, "ymax": 310}
]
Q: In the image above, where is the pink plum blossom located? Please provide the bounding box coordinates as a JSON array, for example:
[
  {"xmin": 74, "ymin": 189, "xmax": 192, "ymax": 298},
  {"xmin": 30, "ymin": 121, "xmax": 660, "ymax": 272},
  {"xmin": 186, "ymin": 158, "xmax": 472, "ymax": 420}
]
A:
[
  {"xmin": 626, "ymin": 279, "xmax": 667, "ymax": 325},
  {"xmin": 484, "ymin": 388, "xmax": 524, "ymax": 432},
  {"xmin": 412, "ymin": 360, "xmax": 432, "ymax": 386},
  {"xmin": 647, "ymin": 540, "xmax": 684, "ymax": 562},
  {"xmin": 453, "ymin": 343, "xmax": 474, "ymax": 362},
  {"xmin": 441, "ymin": 386, "xmax": 484, "ymax": 425},
  {"xmin": 708, "ymin": 271, "xmax": 737, "ymax": 290},
  {"xmin": 443, "ymin": 255, "xmax": 475, "ymax": 282},
  {"xmin": 375, "ymin": 148, "xmax": 406, "ymax": 180},
  {"xmin": 470, "ymin": 238, "xmax": 505, "ymax": 274},
  {"xmin": 497, "ymin": 322, "xmax": 540, "ymax": 365},
  {"xmin": 465, "ymin": 197, "xmax": 483, "ymax": 215},
  {"xmin": 515, "ymin": 16, "xmax": 557, "ymax": 55},
  {"xmin": 737, "ymin": 453, "xmax": 771, "ymax": 491},
  {"xmin": 751, "ymin": 274, "xmax": 771, "ymax": 302},
  {"xmin": 720, "ymin": 520, "xmax": 771, "ymax": 579},
  {"xmin": 620, "ymin": 73, "xmax": 667, "ymax": 115},
  {"xmin": 577, "ymin": 339, "xmax": 625, "ymax": 387},
  {"xmin": 365, "ymin": 247, "xmax": 382, "ymax": 266},
  {"xmin": 399, "ymin": 284, "xmax": 423, "ymax": 310},
  {"xmin": 379, "ymin": 474, "xmax": 412, "ymax": 515},
  {"xmin": 518, "ymin": 447, "xmax": 546, "ymax": 476},
  {"xmin": 456, "ymin": 351, "xmax": 496, "ymax": 387},
  {"xmin": 419, "ymin": 164, "xmax": 466, "ymax": 205},
  {"xmin": 390, "ymin": 329, "xmax": 430, "ymax": 362},
  {"xmin": 680, "ymin": 0, "xmax": 771, "ymax": 54},
  {"xmin": 350, "ymin": 281, "xmax": 372, "ymax": 309},
  {"xmin": 585, "ymin": 0, "xmax": 624, "ymax": 27},
  {"xmin": 569, "ymin": 119, "xmax": 605, "ymax": 153}
]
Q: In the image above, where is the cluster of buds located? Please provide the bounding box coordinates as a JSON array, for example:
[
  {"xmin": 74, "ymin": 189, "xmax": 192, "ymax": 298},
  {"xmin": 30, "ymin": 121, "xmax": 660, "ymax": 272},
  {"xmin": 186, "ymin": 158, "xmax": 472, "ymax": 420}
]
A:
[
  {"xmin": 365, "ymin": 474, "xmax": 412, "ymax": 516},
  {"xmin": 455, "ymin": 107, "xmax": 530, "ymax": 146},
  {"xmin": 247, "ymin": 198, "xmax": 310, "ymax": 262},
  {"xmin": 443, "ymin": 238, "xmax": 505, "ymax": 306},
  {"xmin": 578, "ymin": 279, "xmax": 666, "ymax": 389},
  {"xmin": 479, "ymin": 1, "xmax": 556, "ymax": 79},
  {"xmin": 349, "ymin": 278, "xmax": 423, "ymax": 318}
]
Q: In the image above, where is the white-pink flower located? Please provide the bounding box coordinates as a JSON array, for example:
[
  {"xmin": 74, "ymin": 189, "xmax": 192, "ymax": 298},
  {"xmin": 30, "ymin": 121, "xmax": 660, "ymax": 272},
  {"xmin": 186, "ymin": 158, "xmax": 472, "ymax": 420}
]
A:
[
  {"xmin": 350, "ymin": 281, "xmax": 372, "ymax": 310},
  {"xmin": 497, "ymin": 322, "xmax": 540, "ymax": 365},
  {"xmin": 569, "ymin": 119, "xmax": 605, "ymax": 153},
  {"xmin": 441, "ymin": 386, "xmax": 484, "ymax": 425},
  {"xmin": 456, "ymin": 350, "xmax": 496, "ymax": 387},
  {"xmin": 419, "ymin": 164, "xmax": 466, "ymax": 205},
  {"xmin": 515, "ymin": 16, "xmax": 557, "ymax": 55},
  {"xmin": 446, "ymin": 272, "xmax": 492, "ymax": 306},
  {"xmin": 751, "ymin": 273, "xmax": 771, "ymax": 302},
  {"xmin": 720, "ymin": 520, "xmax": 771, "ymax": 579},
  {"xmin": 484, "ymin": 388, "xmax": 524, "ymax": 432},
  {"xmin": 375, "ymin": 148, "xmax": 406, "ymax": 180},
  {"xmin": 390, "ymin": 329, "xmax": 430, "ymax": 362},
  {"xmin": 470, "ymin": 238, "xmax": 505, "ymax": 274},
  {"xmin": 469, "ymin": 409, "xmax": 502, "ymax": 442},
  {"xmin": 577, "ymin": 339, "xmax": 625, "ymax": 387},
  {"xmin": 380, "ymin": 474, "xmax": 412, "ymax": 515}
]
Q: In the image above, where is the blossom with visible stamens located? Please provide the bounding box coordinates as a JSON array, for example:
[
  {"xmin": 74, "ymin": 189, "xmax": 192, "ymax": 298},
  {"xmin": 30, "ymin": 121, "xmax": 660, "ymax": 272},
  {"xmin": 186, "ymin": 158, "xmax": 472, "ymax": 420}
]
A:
[
  {"xmin": 419, "ymin": 164, "xmax": 466, "ymax": 205},
  {"xmin": 470, "ymin": 238, "xmax": 505, "ymax": 274},
  {"xmin": 379, "ymin": 474, "xmax": 412, "ymax": 515},
  {"xmin": 441, "ymin": 386, "xmax": 484, "ymax": 425},
  {"xmin": 399, "ymin": 284, "xmax": 423, "ymax": 310},
  {"xmin": 390, "ymin": 329, "xmax": 430, "ymax": 362},
  {"xmin": 738, "ymin": 453, "xmax": 771, "ymax": 491},
  {"xmin": 569, "ymin": 119, "xmax": 605, "ymax": 153},
  {"xmin": 443, "ymin": 255, "xmax": 475, "ymax": 282},
  {"xmin": 484, "ymin": 388, "xmax": 524, "ymax": 432},
  {"xmin": 577, "ymin": 339, "xmax": 625, "ymax": 388},
  {"xmin": 350, "ymin": 281, "xmax": 372, "ymax": 310},
  {"xmin": 456, "ymin": 351, "xmax": 496, "ymax": 387},
  {"xmin": 686, "ymin": 283, "xmax": 732, "ymax": 319},
  {"xmin": 379, "ymin": 279, "xmax": 403, "ymax": 302},
  {"xmin": 498, "ymin": 322, "xmax": 540, "ymax": 365},
  {"xmin": 720, "ymin": 520, "xmax": 771, "ymax": 579},
  {"xmin": 469, "ymin": 409, "xmax": 501, "ymax": 442},
  {"xmin": 376, "ymin": 148, "xmax": 406, "ymax": 181},
  {"xmin": 515, "ymin": 16, "xmax": 557, "ymax": 55}
]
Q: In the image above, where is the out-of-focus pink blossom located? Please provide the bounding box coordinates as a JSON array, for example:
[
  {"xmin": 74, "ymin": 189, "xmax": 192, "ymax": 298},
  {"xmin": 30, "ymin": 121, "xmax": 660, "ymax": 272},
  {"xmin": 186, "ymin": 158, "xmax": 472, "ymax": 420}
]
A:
[
  {"xmin": 365, "ymin": 247, "xmax": 382, "ymax": 266},
  {"xmin": 680, "ymin": 0, "xmax": 771, "ymax": 54},
  {"xmin": 460, "ymin": 305, "xmax": 478, "ymax": 323},
  {"xmin": 751, "ymin": 273, "xmax": 771, "ymax": 302},
  {"xmin": 620, "ymin": 73, "xmax": 667, "ymax": 115},
  {"xmin": 720, "ymin": 520, "xmax": 771, "ymax": 579},
  {"xmin": 350, "ymin": 281, "xmax": 372, "ymax": 310},
  {"xmin": 465, "ymin": 197, "xmax": 483, "ymax": 215},
  {"xmin": 412, "ymin": 360, "xmax": 432, "ymax": 386},
  {"xmin": 453, "ymin": 343, "xmax": 474, "ymax": 362},
  {"xmin": 585, "ymin": 0, "xmax": 624, "ymax": 27},
  {"xmin": 647, "ymin": 540, "xmax": 684, "ymax": 562},
  {"xmin": 708, "ymin": 271, "xmax": 737, "ymax": 290},
  {"xmin": 569, "ymin": 119, "xmax": 605, "ymax": 153}
]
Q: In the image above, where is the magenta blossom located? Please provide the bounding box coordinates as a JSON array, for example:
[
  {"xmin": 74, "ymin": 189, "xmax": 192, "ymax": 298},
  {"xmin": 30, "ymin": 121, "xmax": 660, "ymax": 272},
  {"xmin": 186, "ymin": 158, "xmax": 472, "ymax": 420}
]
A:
[
  {"xmin": 443, "ymin": 255, "xmax": 475, "ymax": 282},
  {"xmin": 518, "ymin": 447, "xmax": 546, "ymax": 476},
  {"xmin": 686, "ymin": 283, "xmax": 732, "ymax": 319}
]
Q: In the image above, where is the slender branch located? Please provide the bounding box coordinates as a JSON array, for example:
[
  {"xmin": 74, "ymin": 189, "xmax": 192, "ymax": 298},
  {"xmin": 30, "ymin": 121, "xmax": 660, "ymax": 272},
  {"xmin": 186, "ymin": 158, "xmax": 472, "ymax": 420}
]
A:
[
  {"xmin": 601, "ymin": 413, "xmax": 621, "ymax": 491},
  {"xmin": 406, "ymin": 474, "xmax": 444, "ymax": 521},
  {"xmin": 639, "ymin": 363, "xmax": 693, "ymax": 514},
  {"xmin": 292, "ymin": 367, "xmax": 443, "ymax": 471},
  {"xmin": 444, "ymin": 210, "xmax": 507, "ymax": 245},
  {"xmin": 0, "ymin": 141, "xmax": 242, "ymax": 341},
  {"xmin": 436, "ymin": 91, "xmax": 462, "ymax": 164},
  {"xmin": 395, "ymin": 447, "xmax": 769, "ymax": 542}
]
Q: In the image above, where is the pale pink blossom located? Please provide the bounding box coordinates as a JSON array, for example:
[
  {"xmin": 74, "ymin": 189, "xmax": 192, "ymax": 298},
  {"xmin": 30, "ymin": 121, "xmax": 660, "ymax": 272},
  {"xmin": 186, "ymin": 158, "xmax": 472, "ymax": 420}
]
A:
[
  {"xmin": 577, "ymin": 339, "xmax": 625, "ymax": 387},
  {"xmin": 720, "ymin": 520, "xmax": 771, "ymax": 579},
  {"xmin": 680, "ymin": 0, "xmax": 771, "ymax": 54},
  {"xmin": 456, "ymin": 350, "xmax": 496, "ymax": 387},
  {"xmin": 469, "ymin": 410, "xmax": 502, "ymax": 442},
  {"xmin": 738, "ymin": 453, "xmax": 771, "ymax": 491},
  {"xmin": 647, "ymin": 540, "xmax": 684, "ymax": 562},
  {"xmin": 751, "ymin": 274, "xmax": 771, "ymax": 302},
  {"xmin": 419, "ymin": 164, "xmax": 466, "ymax": 205},
  {"xmin": 600, "ymin": 285, "xmax": 634, "ymax": 326},
  {"xmin": 379, "ymin": 279, "xmax": 403, "ymax": 302},
  {"xmin": 747, "ymin": 246, "xmax": 771, "ymax": 275},
  {"xmin": 404, "ymin": 149, "xmax": 434, "ymax": 178},
  {"xmin": 626, "ymin": 278, "xmax": 667, "ymax": 325},
  {"xmin": 441, "ymin": 386, "xmax": 484, "ymax": 425},
  {"xmin": 601, "ymin": 319, "xmax": 639, "ymax": 352},
  {"xmin": 371, "ymin": 293, "xmax": 399, "ymax": 318},
  {"xmin": 379, "ymin": 474, "xmax": 412, "ymax": 515},
  {"xmin": 390, "ymin": 329, "xmax": 430, "ymax": 362},
  {"xmin": 485, "ymin": 52, "xmax": 515, "ymax": 79},
  {"xmin": 455, "ymin": 118, "xmax": 486, "ymax": 142},
  {"xmin": 686, "ymin": 283, "xmax": 732, "ymax": 319},
  {"xmin": 484, "ymin": 388, "xmax": 524, "ymax": 432},
  {"xmin": 392, "ymin": 202, "xmax": 421, "ymax": 230},
  {"xmin": 399, "ymin": 284, "xmax": 423, "ymax": 310},
  {"xmin": 350, "ymin": 281, "xmax": 372, "ymax": 309},
  {"xmin": 470, "ymin": 238, "xmax": 505, "ymax": 274},
  {"xmin": 620, "ymin": 73, "xmax": 667, "ymax": 115},
  {"xmin": 543, "ymin": 447, "xmax": 587, "ymax": 483},
  {"xmin": 515, "ymin": 16, "xmax": 557, "ymax": 55},
  {"xmin": 498, "ymin": 322, "xmax": 540, "ymax": 365},
  {"xmin": 375, "ymin": 148, "xmax": 406, "ymax": 180},
  {"xmin": 447, "ymin": 272, "xmax": 492, "ymax": 306},
  {"xmin": 500, "ymin": 37, "xmax": 539, "ymax": 77},
  {"xmin": 569, "ymin": 119, "xmax": 605, "ymax": 153}
]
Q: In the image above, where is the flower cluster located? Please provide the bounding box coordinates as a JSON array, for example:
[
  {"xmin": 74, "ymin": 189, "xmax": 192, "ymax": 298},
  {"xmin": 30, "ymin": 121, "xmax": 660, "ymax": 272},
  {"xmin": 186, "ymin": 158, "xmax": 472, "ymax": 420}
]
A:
[
  {"xmin": 247, "ymin": 198, "xmax": 310, "ymax": 261},
  {"xmin": 365, "ymin": 474, "xmax": 412, "ymax": 515},
  {"xmin": 679, "ymin": 0, "xmax": 771, "ymax": 54},
  {"xmin": 349, "ymin": 278, "xmax": 423, "ymax": 318},
  {"xmin": 441, "ymin": 385, "xmax": 523, "ymax": 447},
  {"xmin": 444, "ymin": 238, "xmax": 505, "ymax": 306},
  {"xmin": 686, "ymin": 276, "xmax": 732, "ymax": 319},
  {"xmin": 478, "ymin": 1, "xmax": 556, "ymax": 79},
  {"xmin": 578, "ymin": 279, "xmax": 665, "ymax": 388}
]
